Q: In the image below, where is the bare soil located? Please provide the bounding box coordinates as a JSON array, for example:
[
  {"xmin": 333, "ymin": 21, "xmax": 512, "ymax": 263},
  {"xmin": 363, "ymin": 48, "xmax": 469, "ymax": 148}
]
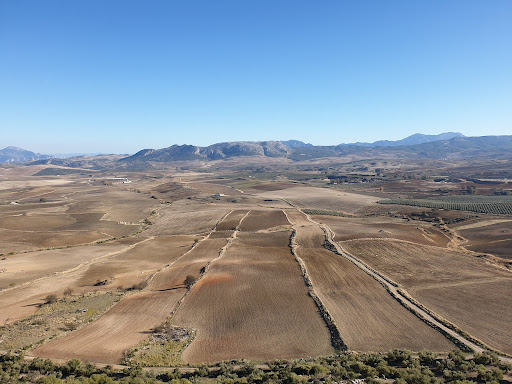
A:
[
  {"xmin": 173, "ymin": 230, "xmax": 334, "ymax": 363},
  {"xmin": 458, "ymin": 221, "xmax": 512, "ymax": 260},
  {"xmin": 290, "ymin": 219, "xmax": 454, "ymax": 352},
  {"xmin": 32, "ymin": 290, "xmax": 185, "ymax": 363},
  {"xmin": 255, "ymin": 186, "xmax": 379, "ymax": 214},
  {"xmin": 341, "ymin": 239, "xmax": 512, "ymax": 354},
  {"xmin": 313, "ymin": 215, "xmax": 450, "ymax": 247},
  {"xmin": 238, "ymin": 209, "xmax": 290, "ymax": 231}
]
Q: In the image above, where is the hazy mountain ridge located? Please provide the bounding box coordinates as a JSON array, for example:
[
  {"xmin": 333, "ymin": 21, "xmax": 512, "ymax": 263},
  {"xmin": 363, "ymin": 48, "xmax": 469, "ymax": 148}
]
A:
[
  {"xmin": 122, "ymin": 141, "xmax": 292, "ymax": 162},
  {"xmin": 121, "ymin": 135, "xmax": 512, "ymax": 163},
  {"xmin": 0, "ymin": 146, "xmax": 49, "ymax": 164},
  {"xmin": 345, "ymin": 132, "xmax": 465, "ymax": 147},
  {"xmin": 4, "ymin": 133, "xmax": 512, "ymax": 167}
]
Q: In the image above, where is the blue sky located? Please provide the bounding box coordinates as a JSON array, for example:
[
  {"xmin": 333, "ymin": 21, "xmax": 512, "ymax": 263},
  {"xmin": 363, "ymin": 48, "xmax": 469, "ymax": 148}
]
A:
[{"xmin": 1, "ymin": 0, "xmax": 511, "ymax": 154}]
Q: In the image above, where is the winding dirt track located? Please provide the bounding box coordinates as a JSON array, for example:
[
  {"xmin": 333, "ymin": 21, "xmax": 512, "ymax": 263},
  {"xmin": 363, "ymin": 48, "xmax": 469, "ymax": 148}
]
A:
[
  {"xmin": 285, "ymin": 209, "xmax": 454, "ymax": 352},
  {"xmin": 296, "ymin": 208, "xmax": 512, "ymax": 364}
]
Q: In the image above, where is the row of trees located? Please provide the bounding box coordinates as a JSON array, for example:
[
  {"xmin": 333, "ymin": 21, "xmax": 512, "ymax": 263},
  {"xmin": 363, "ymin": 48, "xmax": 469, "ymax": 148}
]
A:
[{"xmin": 1, "ymin": 349, "xmax": 510, "ymax": 384}]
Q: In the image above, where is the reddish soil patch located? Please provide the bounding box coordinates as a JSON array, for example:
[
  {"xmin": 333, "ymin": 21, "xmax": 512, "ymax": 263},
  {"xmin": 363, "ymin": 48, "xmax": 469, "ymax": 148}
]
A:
[{"xmin": 173, "ymin": 231, "xmax": 334, "ymax": 363}]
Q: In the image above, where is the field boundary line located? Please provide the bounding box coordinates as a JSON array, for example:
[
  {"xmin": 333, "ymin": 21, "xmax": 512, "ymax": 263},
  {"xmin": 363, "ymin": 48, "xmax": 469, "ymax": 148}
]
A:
[
  {"xmin": 0, "ymin": 237, "xmax": 155, "ymax": 294},
  {"xmin": 148, "ymin": 210, "xmax": 252, "ymax": 362},
  {"xmin": 145, "ymin": 210, "xmax": 234, "ymax": 288},
  {"xmin": 304, "ymin": 211, "xmax": 512, "ymax": 362},
  {"xmin": 282, "ymin": 209, "xmax": 347, "ymax": 352}
]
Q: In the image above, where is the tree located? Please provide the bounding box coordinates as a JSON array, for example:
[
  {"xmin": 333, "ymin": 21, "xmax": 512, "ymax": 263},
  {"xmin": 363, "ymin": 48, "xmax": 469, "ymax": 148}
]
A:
[{"xmin": 184, "ymin": 275, "xmax": 196, "ymax": 289}]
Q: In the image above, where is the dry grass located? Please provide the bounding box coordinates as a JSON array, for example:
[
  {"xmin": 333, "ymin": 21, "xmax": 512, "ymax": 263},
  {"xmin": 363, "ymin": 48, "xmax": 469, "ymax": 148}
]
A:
[
  {"xmin": 341, "ymin": 239, "xmax": 512, "ymax": 354},
  {"xmin": 173, "ymin": 230, "xmax": 334, "ymax": 363},
  {"xmin": 0, "ymin": 292, "xmax": 122, "ymax": 351},
  {"xmin": 291, "ymin": 221, "xmax": 454, "ymax": 352},
  {"xmin": 32, "ymin": 290, "xmax": 185, "ymax": 364}
]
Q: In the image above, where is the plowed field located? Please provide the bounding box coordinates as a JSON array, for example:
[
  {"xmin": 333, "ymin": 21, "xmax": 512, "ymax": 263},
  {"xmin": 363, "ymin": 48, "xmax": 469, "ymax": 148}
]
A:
[
  {"xmin": 238, "ymin": 209, "xmax": 289, "ymax": 231},
  {"xmin": 313, "ymin": 215, "xmax": 450, "ymax": 247},
  {"xmin": 341, "ymin": 239, "xmax": 512, "ymax": 354},
  {"xmin": 458, "ymin": 221, "xmax": 512, "ymax": 260},
  {"xmin": 256, "ymin": 186, "xmax": 379, "ymax": 214},
  {"xmin": 173, "ymin": 229, "xmax": 334, "ymax": 363},
  {"xmin": 32, "ymin": 290, "xmax": 185, "ymax": 363},
  {"xmin": 288, "ymin": 212, "xmax": 454, "ymax": 352},
  {"xmin": 31, "ymin": 211, "xmax": 243, "ymax": 363}
]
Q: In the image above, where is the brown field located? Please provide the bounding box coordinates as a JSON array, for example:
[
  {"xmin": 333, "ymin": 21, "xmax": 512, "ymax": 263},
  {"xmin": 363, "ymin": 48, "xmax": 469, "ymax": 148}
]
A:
[
  {"xmin": 238, "ymin": 209, "xmax": 290, "ymax": 231},
  {"xmin": 314, "ymin": 215, "xmax": 451, "ymax": 247},
  {"xmin": 31, "ymin": 213, "xmax": 240, "ymax": 363},
  {"xmin": 173, "ymin": 230, "xmax": 334, "ymax": 363},
  {"xmin": 457, "ymin": 221, "xmax": 512, "ymax": 260},
  {"xmin": 242, "ymin": 181, "xmax": 298, "ymax": 192},
  {"xmin": 1, "ymin": 170, "xmax": 510, "ymax": 364},
  {"xmin": 0, "ymin": 229, "xmax": 110, "ymax": 253},
  {"xmin": 0, "ymin": 240, "xmax": 135, "ymax": 289},
  {"xmin": 0, "ymin": 214, "xmax": 76, "ymax": 231},
  {"xmin": 144, "ymin": 207, "xmax": 230, "ymax": 236},
  {"xmin": 256, "ymin": 186, "xmax": 379, "ymax": 214},
  {"xmin": 32, "ymin": 290, "xmax": 185, "ymax": 363},
  {"xmin": 148, "ymin": 237, "xmax": 228, "ymax": 291},
  {"xmin": 0, "ymin": 239, "xmax": 145, "ymax": 323},
  {"xmin": 76, "ymin": 235, "xmax": 196, "ymax": 289},
  {"xmin": 289, "ymin": 213, "xmax": 454, "ymax": 352},
  {"xmin": 186, "ymin": 182, "xmax": 242, "ymax": 196},
  {"xmin": 215, "ymin": 210, "xmax": 250, "ymax": 231},
  {"xmin": 341, "ymin": 239, "xmax": 512, "ymax": 354}
]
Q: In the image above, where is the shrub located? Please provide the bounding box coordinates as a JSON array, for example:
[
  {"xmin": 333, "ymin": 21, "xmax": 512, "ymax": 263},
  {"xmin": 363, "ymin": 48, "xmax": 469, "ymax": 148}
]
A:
[
  {"xmin": 184, "ymin": 275, "xmax": 196, "ymax": 289},
  {"xmin": 45, "ymin": 294, "xmax": 58, "ymax": 304}
]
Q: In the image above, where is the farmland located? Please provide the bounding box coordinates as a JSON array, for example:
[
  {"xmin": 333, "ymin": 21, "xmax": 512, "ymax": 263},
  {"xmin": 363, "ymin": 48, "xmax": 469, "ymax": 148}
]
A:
[
  {"xmin": 285, "ymin": 210, "xmax": 454, "ymax": 352},
  {"xmin": 0, "ymin": 165, "xmax": 511, "ymax": 367},
  {"xmin": 378, "ymin": 195, "xmax": 512, "ymax": 214},
  {"xmin": 173, "ymin": 218, "xmax": 334, "ymax": 363},
  {"xmin": 340, "ymin": 239, "xmax": 512, "ymax": 354}
]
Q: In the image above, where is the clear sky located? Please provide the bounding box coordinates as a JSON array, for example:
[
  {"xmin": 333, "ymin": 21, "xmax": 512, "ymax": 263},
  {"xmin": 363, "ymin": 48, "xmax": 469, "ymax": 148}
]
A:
[{"xmin": 1, "ymin": 0, "xmax": 511, "ymax": 154}]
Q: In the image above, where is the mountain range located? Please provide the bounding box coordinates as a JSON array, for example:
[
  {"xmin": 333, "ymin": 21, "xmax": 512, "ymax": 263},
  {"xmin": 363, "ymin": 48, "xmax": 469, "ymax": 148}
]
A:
[
  {"xmin": 0, "ymin": 146, "xmax": 47, "ymax": 164},
  {"xmin": 2, "ymin": 133, "xmax": 512, "ymax": 165}
]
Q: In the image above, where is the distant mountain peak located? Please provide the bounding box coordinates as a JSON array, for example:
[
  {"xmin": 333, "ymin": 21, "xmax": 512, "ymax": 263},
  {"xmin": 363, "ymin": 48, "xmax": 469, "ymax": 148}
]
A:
[
  {"xmin": 343, "ymin": 132, "xmax": 465, "ymax": 147},
  {"xmin": 0, "ymin": 146, "xmax": 49, "ymax": 164},
  {"xmin": 280, "ymin": 140, "xmax": 313, "ymax": 148}
]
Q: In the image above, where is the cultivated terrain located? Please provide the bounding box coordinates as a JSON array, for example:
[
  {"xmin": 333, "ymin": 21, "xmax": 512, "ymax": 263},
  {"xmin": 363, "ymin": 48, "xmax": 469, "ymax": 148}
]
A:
[{"xmin": 1, "ymin": 136, "xmax": 511, "ymax": 373}]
